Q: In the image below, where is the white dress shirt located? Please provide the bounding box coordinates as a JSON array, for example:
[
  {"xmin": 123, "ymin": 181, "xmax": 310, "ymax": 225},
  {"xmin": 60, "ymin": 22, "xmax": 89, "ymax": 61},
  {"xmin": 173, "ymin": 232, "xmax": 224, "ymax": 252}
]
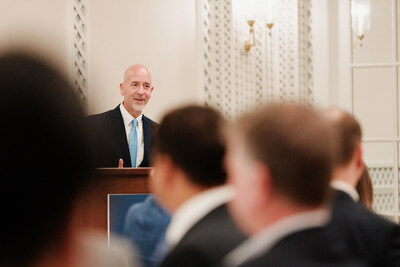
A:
[
  {"xmin": 119, "ymin": 103, "xmax": 144, "ymax": 167},
  {"xmin": 165, "ymin": 185, "xmax": 235, "ymax": 249},
  {"xmin": 223, "ymin": 208, "xmax": 330, "ymax": 267}
]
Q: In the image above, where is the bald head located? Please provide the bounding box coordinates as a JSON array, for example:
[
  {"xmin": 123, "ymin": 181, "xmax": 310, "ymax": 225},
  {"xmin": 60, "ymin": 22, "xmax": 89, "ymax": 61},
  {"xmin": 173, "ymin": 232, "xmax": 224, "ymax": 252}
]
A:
[{"xmin": 123, "ymin": 64, "xmax": 152, "ymax": 83}]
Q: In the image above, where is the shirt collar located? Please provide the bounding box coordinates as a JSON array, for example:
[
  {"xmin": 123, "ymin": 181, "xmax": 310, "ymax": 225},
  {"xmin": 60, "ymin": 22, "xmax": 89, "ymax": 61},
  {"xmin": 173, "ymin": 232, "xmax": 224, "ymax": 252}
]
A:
[
  {"xmin": 120, "ymin": 102, "xmax": 143, "ymax": 126},
  {"xmin": 330, "ymin": 180, "xmax": 359, "ymax": 202},
  {"xmin": 224, "ymin": 208, "xmax": 330, "ymax": 267},
  {"xmin": 166, "ymin": 185, "xmax": 235, "ymax": 247}
]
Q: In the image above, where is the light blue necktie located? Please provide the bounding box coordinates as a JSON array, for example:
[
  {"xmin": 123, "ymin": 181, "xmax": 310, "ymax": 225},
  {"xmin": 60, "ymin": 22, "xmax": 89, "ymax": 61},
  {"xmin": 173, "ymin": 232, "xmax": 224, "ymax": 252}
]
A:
[{"xmin": 129, "ymin": 119, "xmax": 138, "ymax": 167}]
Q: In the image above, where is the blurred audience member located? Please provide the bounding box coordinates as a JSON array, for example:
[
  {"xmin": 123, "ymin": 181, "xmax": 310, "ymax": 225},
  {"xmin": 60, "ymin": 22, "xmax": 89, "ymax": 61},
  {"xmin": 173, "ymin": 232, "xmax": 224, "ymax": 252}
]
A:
[
  {"xmin": 150, "ymin": 105, "xmax": 246, "ymax": 267},
  {"xmin": 322, "ymin": 107, "xmax": 400, "ymax": 267},
  {"xmin": 356, "ymin": 164, "xmax": 373, "ymax": 208},
  {"xmin": 123, "ymin": 195, "xmax": 171, "ymax": 267},
  {"xmin": 223, "ymin": 104, "xmax": 345, "ymax": 266},
  {"xmin": 0, "ymin": 53, "xmax": 139, "ymax": 267}
]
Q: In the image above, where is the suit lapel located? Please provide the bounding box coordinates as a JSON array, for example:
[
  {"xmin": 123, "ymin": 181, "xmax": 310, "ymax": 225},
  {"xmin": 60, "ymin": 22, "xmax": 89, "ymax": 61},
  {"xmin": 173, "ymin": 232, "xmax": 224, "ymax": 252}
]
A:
[
  {"xmin": 112, "ymin": 105, "xmax": 131, "ymax": 167},
  {"xmin": 141, "ymin": 115, "xmax": 151, "ymax": 167}
]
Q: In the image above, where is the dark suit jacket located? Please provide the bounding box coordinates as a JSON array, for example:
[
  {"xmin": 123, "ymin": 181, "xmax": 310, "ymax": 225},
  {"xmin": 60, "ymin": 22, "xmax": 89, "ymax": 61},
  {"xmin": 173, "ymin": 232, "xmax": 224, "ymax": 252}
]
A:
[
  {"xmin": 236, "ymin": 191, "xmax": 400, "ymax": 267},
  {"xmin": 87, "ymin": 105, "xmax": 159, "ymax": 167},
  {"xmin": 236, "ymin": 227, "xmax": 356, "ymax": 267},
  {"xmin": 160, "ymin": 204, "xmax": 246, "ymax": 267},
  {"xmin": 327, "ymin": 190, "xmax": 400, "ymax": 267}
]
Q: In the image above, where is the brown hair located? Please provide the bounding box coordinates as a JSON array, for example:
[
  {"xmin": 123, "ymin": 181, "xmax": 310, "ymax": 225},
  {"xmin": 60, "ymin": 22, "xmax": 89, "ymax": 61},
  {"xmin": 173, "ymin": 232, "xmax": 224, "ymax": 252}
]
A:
[
  {"xmin": 237, "ymin": 104, "xmax": 336, "ymax": 206},
  {"xmin": 321, "ymin": 108, "xmax": 362, "ymax": 167},
  {"xmin": 154, "ymin": 105, "xmax": 226, "ymax": 187},
  {"xmin": 356, "ymin": 165, "xmax": 374, "ymax": 208}
]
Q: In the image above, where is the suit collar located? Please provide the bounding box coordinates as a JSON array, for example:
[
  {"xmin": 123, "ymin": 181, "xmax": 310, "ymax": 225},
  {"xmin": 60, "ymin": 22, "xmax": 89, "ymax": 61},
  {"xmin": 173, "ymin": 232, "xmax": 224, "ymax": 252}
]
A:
[
  {"xmin": 332, "ymin": 189, "xmax": 356, "ymax": 204},
  {"xmin": 330, "ymin": 181, "xmax": 359, "ymax": 202},
  {"xmin": 224, "ymin": 208, "xmax": 330, "ymax": 267},
  {"xmin": 140, "ymin": 115, "xmax": 152, "ymax": 167},
  {"xmin": 112, "ymin": 105, "xmax": 131, "ymax": 166},
  {"xmin": 166, "ymin": 185, "xmax": 235, "ymax": 248}
]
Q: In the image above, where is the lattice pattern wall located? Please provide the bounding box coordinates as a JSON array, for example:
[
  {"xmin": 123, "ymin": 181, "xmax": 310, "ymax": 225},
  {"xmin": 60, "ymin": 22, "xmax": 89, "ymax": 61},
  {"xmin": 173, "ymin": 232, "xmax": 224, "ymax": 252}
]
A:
[
  {"xmin": 199, "ymin": 0, "xmax": 233, "ymax": 119},
  {"xmin": 200, "ymin": 0, "xmax": 315, "ymax": 119},
  {"xmin": 73, "ymin": 0, "xmax": 88, "ymax": 102},
  {"xmin": 297, "ymin": 0, "xmax": 314, "ymax": 105},
  {"xmin": 368, "ymin": 164, "xmax": 397, "ymax": 221}
]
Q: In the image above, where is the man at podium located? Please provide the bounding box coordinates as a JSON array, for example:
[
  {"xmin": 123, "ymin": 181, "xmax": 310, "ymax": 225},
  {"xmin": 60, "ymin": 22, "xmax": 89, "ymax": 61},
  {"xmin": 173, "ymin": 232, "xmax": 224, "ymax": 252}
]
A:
[{"xmin": 88, "ymin": 64, "xmax": 159, "ymax": 168}]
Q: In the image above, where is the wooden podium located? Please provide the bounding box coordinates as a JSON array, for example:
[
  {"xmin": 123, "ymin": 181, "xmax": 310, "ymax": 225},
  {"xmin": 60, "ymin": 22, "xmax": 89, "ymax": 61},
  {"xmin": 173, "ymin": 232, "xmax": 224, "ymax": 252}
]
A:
[{"xmin": 78, "ymin": 168, "xmax": 153, "ymax": 230}]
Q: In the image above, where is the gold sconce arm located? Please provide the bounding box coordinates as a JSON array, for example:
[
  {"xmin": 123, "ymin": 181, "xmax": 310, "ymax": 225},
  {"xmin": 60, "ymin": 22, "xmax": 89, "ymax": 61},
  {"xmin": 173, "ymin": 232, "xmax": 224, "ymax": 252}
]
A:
[
  {"xmin": 245, "ymin": 20, "xmax": 256, "ymax": 52},
  {"xmin": 266, "ymin": 23, "xmax": 274, "ymax": 37},
  {"xmin": 358, "ymin": 34, "xmax": 364, "ymax": 46}
]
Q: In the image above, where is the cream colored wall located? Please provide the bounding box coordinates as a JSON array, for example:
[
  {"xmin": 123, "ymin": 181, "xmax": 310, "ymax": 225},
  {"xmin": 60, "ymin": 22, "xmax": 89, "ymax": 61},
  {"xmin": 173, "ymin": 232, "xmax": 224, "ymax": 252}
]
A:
[
  {"xmin": 0, "ymin": 0, "xmax": 198, "ymax": 122},
  {"xmin": 87, "ymin": 0, "xmax": 198, "ymax": 122},
  {"xmin": 0, "ymin": 0, "xmax": 72, "ymax": 76}
]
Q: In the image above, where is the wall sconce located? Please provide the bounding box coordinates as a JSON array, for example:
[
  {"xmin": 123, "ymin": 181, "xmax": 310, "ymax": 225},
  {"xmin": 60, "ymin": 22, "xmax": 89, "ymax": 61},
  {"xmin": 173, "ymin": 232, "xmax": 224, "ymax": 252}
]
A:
[
  {"xmin": 244, "ymin": 20, "xmax": 256, "ymax": 52},
  {"xmin": 351, "ymin": 0, "xmax": 371, "ymax": 47},
  {"xmin": 236, "ymin": 0, "xmax": 281, "ymax": 53}
]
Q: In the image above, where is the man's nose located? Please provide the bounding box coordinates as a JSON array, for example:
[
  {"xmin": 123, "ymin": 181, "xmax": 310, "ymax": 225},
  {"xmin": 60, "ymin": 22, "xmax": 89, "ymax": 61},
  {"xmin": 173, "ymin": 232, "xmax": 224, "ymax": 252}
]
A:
[{"xmin": 137, "ymin": 84, "xmax": 144, "ymax": 93}]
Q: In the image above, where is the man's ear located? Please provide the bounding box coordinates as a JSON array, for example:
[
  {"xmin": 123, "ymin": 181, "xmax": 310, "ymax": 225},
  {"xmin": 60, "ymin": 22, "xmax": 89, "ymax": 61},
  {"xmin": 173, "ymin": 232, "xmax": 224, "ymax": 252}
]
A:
[
  {"xmin": 255, "ymin": 163, "xmax": 273, "ymax": 202},
  {"xmin": 162, "ymin": 155, "xmax": 176, "ymax": 181},
  {"xmin": 150, "ymin": 154, "xmax": 175, "ymax": 194},
  {"xmin": 355, "ymin": 143, "xmax": 364, "ymax": 169},
  {"xmin": 119, "ymin": 83, "xmax": 125, "ymax": 96},
  {"xmin": 155, "ymin": 154, "xmax": 176, "ymax": 185}
]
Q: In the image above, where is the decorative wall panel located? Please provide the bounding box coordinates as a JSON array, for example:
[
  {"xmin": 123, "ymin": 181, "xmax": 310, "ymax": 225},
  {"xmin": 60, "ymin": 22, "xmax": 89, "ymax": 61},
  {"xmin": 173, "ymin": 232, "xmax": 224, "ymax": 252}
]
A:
[
  {"xmin": 368, "ymin": 164, "xmax": 395, "ymax": 216},
  {"xmin": 199, "ymin": 0, "xmax": 233, "ymax": 118},
  {"xmin": 73, "ymin": 0, "xmax": 88, "ymax": 102},
  {"xmin": 297, "ymin": 0, "xmax": 314, "ymax": 105},
  {"xmin": 200, "ymin": 0, "xmax": 315, "ymax": 119}
]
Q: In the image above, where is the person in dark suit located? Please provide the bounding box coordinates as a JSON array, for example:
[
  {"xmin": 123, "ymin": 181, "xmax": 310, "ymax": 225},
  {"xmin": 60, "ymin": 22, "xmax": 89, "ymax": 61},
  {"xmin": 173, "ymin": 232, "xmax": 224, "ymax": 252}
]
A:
[
  {"xmin": 223, "ymin": 104, "xmax": 351, "ymax": 267},
  {"xmin": 322, "ymin": 108, "xmax": 400, "ymax": 266},
  {"xmin": 88, "ymin": 64, "xmax": 158, "ymax": 167},
  {"xmin": 150, "ymin": 105, "xmax": 246, "ymax": 267}
]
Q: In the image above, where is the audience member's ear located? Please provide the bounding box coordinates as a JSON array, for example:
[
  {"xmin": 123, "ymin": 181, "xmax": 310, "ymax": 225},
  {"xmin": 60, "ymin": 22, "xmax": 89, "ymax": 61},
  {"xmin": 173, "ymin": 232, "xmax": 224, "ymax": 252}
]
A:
[
  {"xmin": 255, "ymin": 163, "xmax": 274, "ymax": 203},
  {"xmin": 355, "ymin": 144, "xmax": 364, "ymax": 169},
  {"xmin": 159, "ymin": 154, "xmax": 176, "ymax": 181},
  {"xmin": 150, "ymin": 154, "xmax": 175, "ymax": 191}
]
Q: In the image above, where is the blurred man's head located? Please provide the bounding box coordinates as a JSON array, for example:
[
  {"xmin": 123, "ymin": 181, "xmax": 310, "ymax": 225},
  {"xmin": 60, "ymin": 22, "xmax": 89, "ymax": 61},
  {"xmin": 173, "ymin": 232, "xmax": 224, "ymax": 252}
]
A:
[
  {"xmin": 151, "ymin": 105, "xmax": 226, "ymax": 211},
  {"xmin": 0, "ymin": 53, "xmax": 92, "ymax": 266},
  {"xmin": 321, "ymin": 108, "xmax": 364, "ymax": 187},
  {"xmin": 225, "ymin": 104, "xmax": 336, "ymax": 235}
]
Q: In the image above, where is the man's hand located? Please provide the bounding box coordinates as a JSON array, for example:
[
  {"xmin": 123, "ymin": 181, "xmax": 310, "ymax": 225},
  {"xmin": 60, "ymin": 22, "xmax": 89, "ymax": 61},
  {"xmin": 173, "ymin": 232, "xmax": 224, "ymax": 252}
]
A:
[{"xmin": 118, "ymin": 158, "xmax": 124, "ymax": 168}]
